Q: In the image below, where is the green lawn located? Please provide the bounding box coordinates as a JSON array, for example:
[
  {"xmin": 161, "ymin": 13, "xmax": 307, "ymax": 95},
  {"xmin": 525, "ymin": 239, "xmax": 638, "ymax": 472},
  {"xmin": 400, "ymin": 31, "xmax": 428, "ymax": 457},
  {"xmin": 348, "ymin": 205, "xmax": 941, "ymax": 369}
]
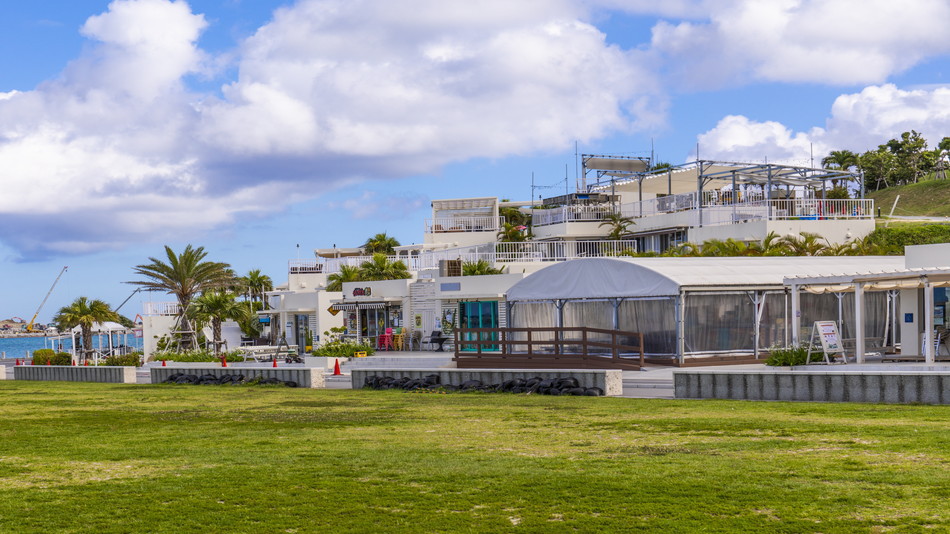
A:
[
  {"xmin": 0, "ymin": 383, "xmax": 948, "ymax": 533},
  {"xmin": 868, "ymin": 178, "xmax": 950, "ymax": 217}
]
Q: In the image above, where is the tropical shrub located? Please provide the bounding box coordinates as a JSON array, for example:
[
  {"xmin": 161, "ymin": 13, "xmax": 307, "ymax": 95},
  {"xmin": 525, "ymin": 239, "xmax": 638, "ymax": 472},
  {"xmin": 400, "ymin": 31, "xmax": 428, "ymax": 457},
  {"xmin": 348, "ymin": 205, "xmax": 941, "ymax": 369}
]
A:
[
  {"xmin": 31, "ymin": 349, "xmax": 71, "ymax": 365},
  {"xmin": 103, "ymin": 352, "xmax": 143, "ymax": 366},
  {"xmin": 765, "ymin": 345, "xmax": 821, "ymax": 366},
  {"xmin": 312, "ymin": 341, "xmax": 375, "ymax": 358},
  {"xmin": 865, "ymin": 225, "xmax": 950, "ymax": 255}
]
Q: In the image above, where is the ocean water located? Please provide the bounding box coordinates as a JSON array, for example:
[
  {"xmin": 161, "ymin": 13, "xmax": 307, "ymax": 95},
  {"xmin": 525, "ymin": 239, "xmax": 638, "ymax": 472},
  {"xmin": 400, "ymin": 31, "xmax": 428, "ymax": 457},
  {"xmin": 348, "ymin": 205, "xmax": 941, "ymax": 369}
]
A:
[{"xmin": 0, "ymin": 335, "xmax": 142, "ymax": 359}]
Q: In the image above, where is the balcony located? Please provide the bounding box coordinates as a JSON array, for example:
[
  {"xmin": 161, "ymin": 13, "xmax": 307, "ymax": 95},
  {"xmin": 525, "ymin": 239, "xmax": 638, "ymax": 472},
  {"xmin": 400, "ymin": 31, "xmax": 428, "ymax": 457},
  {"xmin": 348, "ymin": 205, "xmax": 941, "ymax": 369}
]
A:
[
  {"xmin": 288, "ymin": 260, "xmax": 324, "ymax": 274},
  {"xmin": 532, "ymin": 205, "xmax": 617, "ymax": 226},
  {"xmin": 424, "ymin": 216, "xmax": 505, "ymax": 234},
  {"xmin": 143, "ymin": 302, "xmax": 181, "ymax": 316},
  {"xmin": 416, "ymin": 240, "xmax": 638, "ymax": 266}
]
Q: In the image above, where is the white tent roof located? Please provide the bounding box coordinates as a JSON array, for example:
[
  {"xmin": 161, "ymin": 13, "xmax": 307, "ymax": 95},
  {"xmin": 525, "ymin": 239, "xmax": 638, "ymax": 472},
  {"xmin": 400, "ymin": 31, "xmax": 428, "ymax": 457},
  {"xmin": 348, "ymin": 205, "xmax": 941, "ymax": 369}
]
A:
[
  {"xmin": 505, "ymin": 256, "xmax": 907, "ymax": 301},
  {"xmin": 70, "ymin": 321, "xmax": 128, "ymax": 334}
]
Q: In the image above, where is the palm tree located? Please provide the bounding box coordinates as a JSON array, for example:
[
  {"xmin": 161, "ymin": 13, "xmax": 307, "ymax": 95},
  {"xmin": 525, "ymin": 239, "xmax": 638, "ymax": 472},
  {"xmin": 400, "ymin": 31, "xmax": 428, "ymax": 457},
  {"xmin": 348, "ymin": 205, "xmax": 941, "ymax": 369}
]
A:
[
  {"xmin": 129, "ymin": 245, "xmax": 234, "ymax": 350},
  {"xmin": 243, "ymin": 269, "xmax": 273, "ymax": 304},
  {"xmin": 326, "ymin": 265, "xmax": 362, "ymax": 291},
  {"xmin": 779, "ymin": 232, "xmax": 830, "ymax": 256},
  {"xmin": 822, "ymin": 150, "xmax": 858, "ymax": 172},
  {"xmin": 760, "ymin": 231, "xmax": 788, "ymax": 256},
  {"xmin": 598, "ymin": 213, "xmax": 636, "ymax": 240},
  {"xmin": 188, "ymin": 292, "xmax": 250, "ymax": 355},
  {"xmin": 54, "ymin": 297, "xmax": 119, "ymax": 363},
  {"xmin": 462, "ymin": 259, "xmax": 504, "ymax": 276},
  {"xmin": 362, "ymin": 233, "xmax": 400, "ymax": 254},
  {"xmin": 358, "ymin": 253, "xmax": 411, "ymax": 281},
  {"xmin": 497, "ymin": 222, "xmax": 529, "ymax": 242}
]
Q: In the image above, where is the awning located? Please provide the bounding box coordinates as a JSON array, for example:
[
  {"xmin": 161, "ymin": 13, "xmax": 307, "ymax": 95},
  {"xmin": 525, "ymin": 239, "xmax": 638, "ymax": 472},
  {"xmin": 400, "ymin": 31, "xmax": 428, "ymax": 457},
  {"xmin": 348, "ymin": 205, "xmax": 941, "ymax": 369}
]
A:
[{"xmin": 330, "ymin": 302, "xmax": 388, "ymax": 311}]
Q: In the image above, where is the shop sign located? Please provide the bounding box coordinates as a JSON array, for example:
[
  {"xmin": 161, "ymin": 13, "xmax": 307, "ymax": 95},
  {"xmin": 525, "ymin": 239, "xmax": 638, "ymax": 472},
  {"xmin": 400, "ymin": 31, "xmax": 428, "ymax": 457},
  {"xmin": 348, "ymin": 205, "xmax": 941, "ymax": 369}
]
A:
[{"xmin": 352, "ymin": 287, "xmax": 372, "ymax": 297}]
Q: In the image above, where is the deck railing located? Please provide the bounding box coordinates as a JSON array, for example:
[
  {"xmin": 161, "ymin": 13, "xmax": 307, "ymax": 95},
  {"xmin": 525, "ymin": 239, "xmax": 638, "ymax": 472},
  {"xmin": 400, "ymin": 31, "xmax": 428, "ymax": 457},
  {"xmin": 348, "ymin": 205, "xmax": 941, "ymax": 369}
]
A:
[
  {"xmin": 288, "ymin": 260, "xmax": 323, "ymax": 273},
  {"xmin": 532, "ymin": 205, "xmax": 618, "ymax": 226},
  {"xmin": 453, "ymin": 326, "xmax": 645, "ymax": 370},
  {"xmin": 424, "ymin": 216, "xmax": 505, "ymax": 234}
]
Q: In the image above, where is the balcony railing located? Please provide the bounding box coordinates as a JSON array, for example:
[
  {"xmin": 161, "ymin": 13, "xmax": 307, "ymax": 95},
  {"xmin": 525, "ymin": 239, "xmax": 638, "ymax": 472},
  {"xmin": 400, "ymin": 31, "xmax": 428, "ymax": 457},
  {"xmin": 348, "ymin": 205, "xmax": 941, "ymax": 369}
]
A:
[
  {"xmin": 322, "ymin": 255, "xmax": 422, "ymax": 274},
  {"xmin": 425, "ymin": 216, "xmax": 505, "ymax": 234},
  {"xmin": 532, "ymin": 205, "xmax": 617, "ymax": 226},
  {"xmin": 416, "ymin": 240, "xmax": 638, "ymax": 266},
  {"xmin": 288, "ymin": 260, "xmax": 323, "ymax": 274},
  {"xmin": 143, "ymin": 302, "xmax": 181, "ymax": 316},
  {"xmin": 698, "ymin": 199, "xmax": 874, "ymax": 226}
]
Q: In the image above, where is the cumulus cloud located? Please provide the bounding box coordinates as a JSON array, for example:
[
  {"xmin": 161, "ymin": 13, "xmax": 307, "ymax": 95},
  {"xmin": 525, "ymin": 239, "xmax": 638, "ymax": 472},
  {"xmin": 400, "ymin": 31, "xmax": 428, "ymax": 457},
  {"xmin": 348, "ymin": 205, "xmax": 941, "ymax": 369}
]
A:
[
  {"xmin": 0, "ymin": 0, "xmax": 659, "ymax": 260},
  {"xmin": 695, "ymin": 84, "xmax": 950, "ymax": 163},
  {"xmin": 649, "ymin": 0, "xmax": 950, "ymax": 87}
]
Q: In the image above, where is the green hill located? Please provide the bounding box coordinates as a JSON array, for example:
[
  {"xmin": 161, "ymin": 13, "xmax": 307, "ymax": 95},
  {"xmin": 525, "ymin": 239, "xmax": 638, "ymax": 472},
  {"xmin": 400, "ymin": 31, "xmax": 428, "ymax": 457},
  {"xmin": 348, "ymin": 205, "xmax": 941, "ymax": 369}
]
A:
[{"xmin": 866, "ymin": 179, "xmax": 950, "ymax": 217}]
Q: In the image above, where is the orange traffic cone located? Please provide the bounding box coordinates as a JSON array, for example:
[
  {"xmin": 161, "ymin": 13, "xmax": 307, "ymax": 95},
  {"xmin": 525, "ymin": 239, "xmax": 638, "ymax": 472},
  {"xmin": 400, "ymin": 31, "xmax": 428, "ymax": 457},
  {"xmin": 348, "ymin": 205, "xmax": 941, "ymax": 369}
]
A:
[
  {"xmin": 161, "ymin": 359, "xmax": 166, "ymax": 367},
  {"xmin": 84, "ymin": 360, "xmax": 89, "ymax": 366},
  {"xmin": 46, "ymin": 359, "xmax": 51, "ymax": 366},
  {"xmin": 71, "ymin": 360, "xmax": 76, "ymax": 366},
  {"xmin": 333, "ymin": 359, "xmax": 342, "ymax": 376},
  {"xmin": 15, "ymin": 359, "xmax": 19, "ymax": 366},
  {"xmin": 221, "ymin": 356, "xmax": 227, "ymax": 368},
  {"xmin": 272, "ymin": 358, "xmax": 278, "ymax": 368}
]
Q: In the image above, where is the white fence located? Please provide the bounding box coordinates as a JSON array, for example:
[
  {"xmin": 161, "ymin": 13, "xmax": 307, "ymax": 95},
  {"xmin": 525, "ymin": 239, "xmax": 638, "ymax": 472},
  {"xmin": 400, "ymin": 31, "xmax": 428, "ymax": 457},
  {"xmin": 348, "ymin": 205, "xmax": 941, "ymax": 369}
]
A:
[
  {"xmin": 143, "ymin": 302, "xmax": 181, "ymax": 316},
  {"xmin": 532, "ymin": 205, "xmax": 617, "ymax": 226}
]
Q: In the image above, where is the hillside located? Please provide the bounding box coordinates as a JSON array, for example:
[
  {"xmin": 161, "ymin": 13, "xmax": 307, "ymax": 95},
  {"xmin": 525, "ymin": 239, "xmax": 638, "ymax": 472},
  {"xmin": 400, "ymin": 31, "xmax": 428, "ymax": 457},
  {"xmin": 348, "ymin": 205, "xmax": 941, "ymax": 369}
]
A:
[{"xmin": 866, "ymin": 179, "xmax": 950, "ymax": 217}]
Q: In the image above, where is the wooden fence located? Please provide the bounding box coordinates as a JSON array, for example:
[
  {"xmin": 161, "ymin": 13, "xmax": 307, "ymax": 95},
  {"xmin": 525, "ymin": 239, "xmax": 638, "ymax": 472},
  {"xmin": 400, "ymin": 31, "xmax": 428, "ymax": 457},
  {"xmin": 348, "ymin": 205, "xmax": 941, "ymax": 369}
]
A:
[{"xmin": 453, "ymin": 327, "xmax": 644, "ymax": 370}]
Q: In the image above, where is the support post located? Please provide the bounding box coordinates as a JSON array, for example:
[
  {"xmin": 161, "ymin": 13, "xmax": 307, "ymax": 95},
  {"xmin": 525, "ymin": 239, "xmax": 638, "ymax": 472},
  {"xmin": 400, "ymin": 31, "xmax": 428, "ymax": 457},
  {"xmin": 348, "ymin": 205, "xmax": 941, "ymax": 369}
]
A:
[
  {"xmin": 924, "ymin": 280, "xmax": 935, "ymax": 364},
  {"xmin": 790, "ymin": 284, "xmax": 801, "ymax": 346},
  {"xmin": 676, "ymin": 293, "xmax": 686, "ymax": 365},
  {"xmin": 855, "ymin": 282, "xmax": 865, "ymax": 363}
]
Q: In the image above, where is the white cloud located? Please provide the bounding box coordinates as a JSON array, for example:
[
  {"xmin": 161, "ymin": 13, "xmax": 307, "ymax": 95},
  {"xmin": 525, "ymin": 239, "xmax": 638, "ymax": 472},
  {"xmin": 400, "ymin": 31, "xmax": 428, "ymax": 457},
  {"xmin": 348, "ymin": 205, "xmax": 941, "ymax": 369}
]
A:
[
  {"xmin": 695, "ymin": 84, "xmax": 950, "ymax": 164},
  {"xmin": 0, "ymin": 0, "xmax": 659, "ymax": 260},
  {"xmin": 649, "ymin": 0, "xmax": 950, "ymax": 87}
]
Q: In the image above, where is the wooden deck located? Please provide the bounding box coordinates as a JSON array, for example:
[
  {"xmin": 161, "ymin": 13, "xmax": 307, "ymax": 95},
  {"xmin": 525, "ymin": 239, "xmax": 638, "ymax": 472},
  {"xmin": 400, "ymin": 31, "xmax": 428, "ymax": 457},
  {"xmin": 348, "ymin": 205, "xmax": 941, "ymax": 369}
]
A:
[{"xmin": 453, "ymin": 327, "xmax": 644, "ymax": 370}]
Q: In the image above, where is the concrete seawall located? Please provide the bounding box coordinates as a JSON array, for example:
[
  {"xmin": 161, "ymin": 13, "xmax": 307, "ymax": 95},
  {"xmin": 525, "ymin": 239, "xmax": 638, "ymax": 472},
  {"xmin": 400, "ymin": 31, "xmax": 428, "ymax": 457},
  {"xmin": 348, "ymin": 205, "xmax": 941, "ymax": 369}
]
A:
[
  {"xmin": 14, "ymin": 366, "xmax": 137, "ymax": 384},
  {"xmin": 352, "ymin": 368, "xmax": 623, "ymax": 396},
  {"xmin": 150, "ymin": 367, "xmax": 325, "ymax": 388},
  {"xmin": 674, "ymin": 369, "xmax": 950, "ymax": 404}
]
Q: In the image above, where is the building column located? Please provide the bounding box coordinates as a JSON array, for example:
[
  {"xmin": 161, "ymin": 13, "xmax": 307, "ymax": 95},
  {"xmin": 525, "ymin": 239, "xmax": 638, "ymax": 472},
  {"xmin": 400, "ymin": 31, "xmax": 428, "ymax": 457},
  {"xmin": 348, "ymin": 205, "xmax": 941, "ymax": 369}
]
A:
[{"xmin": 676, "ymin": 293, "xmax": 686, "ymax": 365}]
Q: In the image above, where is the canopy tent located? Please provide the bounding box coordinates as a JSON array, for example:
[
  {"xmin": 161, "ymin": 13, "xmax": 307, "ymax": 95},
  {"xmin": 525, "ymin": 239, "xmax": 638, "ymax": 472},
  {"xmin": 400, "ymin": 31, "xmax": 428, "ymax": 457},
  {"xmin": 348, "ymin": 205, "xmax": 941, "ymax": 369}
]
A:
[{"xmin": 506, "ymin": 256, "xmax": 904, "ymax": 362}]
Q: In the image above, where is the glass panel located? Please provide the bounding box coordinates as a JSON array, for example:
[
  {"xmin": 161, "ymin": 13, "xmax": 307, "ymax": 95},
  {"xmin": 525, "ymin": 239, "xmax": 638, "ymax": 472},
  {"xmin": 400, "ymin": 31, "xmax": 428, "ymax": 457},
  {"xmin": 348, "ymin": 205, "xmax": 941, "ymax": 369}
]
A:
[{"xmin": 618, "ymin": 299, "xmax": 676, "ymax": 355}]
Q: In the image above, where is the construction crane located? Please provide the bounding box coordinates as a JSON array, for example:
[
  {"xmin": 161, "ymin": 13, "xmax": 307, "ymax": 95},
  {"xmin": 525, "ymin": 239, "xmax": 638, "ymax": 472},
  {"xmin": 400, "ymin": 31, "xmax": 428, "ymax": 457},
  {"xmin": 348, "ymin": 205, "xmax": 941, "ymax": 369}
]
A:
[{"xmin": 26, "ymin": 266, "xmax": 68, "ymax": 333}]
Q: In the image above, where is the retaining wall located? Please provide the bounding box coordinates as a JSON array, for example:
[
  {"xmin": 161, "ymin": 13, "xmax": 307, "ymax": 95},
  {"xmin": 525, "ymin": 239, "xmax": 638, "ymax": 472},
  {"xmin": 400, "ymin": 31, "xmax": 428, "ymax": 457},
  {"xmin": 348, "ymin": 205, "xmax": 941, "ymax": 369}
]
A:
[
  {"xmin": 351, "ymin": 368, "xmax": 622, "ymax": 396},
  {"xmin": 674, "ymin": 370, "xmax": 950, "ymax": 404},
  {"xmin": 14, "ymin": 365, "xmax": 137, "ymax": 384},
  {"xmin": 150, "ymin": 367, "xmax": 325, "ymax": 388}
]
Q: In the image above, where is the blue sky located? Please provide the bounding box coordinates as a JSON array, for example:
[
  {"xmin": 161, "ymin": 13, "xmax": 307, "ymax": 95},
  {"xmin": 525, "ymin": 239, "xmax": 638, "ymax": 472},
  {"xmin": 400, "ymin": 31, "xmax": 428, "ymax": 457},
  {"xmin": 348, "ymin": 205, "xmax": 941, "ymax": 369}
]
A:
[{"xmin": 2, "ymin": 0, "xmax": 950, "ymax": 323}]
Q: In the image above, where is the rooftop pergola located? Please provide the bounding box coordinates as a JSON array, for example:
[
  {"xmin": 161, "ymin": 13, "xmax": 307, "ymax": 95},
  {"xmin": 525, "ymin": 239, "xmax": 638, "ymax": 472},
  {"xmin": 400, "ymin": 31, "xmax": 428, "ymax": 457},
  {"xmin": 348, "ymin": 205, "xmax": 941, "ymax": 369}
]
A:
[{"xmin": 588, "ymin": 160, "xmax": 863, "ymax": 198}]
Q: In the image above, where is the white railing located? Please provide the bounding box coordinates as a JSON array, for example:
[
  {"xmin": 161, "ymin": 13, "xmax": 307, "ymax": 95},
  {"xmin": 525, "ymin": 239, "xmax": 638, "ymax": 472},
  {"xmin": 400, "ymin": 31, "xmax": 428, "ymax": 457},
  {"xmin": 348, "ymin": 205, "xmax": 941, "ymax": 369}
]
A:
[
  {"xmin": 143, "ymin": 302, "xmax": 181, "ymax": 316},
  {"xmin": 532, "ymin": 205, "xmax": 618, "ymax": 226},
  {"xmin": 288, "ymin": 260, "xmax": 323, "ymax": 273},
  {"xmin": 424, "ymin": 216, "xmax": 504, "ymax": 233},
  {"xmin": 322, "ymin": 255, "xmax": 422, "ymax": 274},
  {"xmin": 697, "ymin": 199, "xmax": 874, "ymax": 226},
  {"xmin": 415, "ymin": 240, "xmax": 638, "ymax": 266}
]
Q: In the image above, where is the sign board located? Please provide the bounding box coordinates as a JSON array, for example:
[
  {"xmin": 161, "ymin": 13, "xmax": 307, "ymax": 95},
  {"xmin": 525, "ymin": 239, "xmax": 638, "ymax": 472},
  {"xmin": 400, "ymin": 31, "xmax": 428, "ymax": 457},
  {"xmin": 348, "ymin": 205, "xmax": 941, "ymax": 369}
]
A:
[
  {"xmin": 807, "ymin": 321, "xmax": 845, "ymax": 364},
  {"xmin": 815, "ymin": 321, "xmax": 842, "ymax": 353}
]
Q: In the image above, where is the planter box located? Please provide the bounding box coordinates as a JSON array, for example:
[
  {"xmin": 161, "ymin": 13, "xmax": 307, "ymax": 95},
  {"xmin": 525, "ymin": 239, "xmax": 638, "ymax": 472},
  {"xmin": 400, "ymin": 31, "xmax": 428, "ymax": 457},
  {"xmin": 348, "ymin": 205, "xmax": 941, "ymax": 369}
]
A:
[{"xmin": 14, "ymin": 366, "xmax": 136, "ymax": 384}]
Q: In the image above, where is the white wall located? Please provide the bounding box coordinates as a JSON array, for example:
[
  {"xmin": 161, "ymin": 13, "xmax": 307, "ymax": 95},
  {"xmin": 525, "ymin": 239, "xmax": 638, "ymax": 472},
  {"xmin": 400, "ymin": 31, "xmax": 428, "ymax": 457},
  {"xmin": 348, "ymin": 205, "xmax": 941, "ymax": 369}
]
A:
[{"xmin": 905, "ymin": 243, "xmax": 950, "ymax": 269}]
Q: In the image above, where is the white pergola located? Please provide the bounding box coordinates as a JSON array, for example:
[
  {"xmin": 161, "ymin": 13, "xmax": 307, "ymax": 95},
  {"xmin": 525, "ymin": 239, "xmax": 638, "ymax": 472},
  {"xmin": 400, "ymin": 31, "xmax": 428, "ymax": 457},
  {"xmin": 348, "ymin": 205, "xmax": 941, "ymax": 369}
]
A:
[{"xmin": 786, "ymin": 267, "xmax": 950, "ymax": 363}]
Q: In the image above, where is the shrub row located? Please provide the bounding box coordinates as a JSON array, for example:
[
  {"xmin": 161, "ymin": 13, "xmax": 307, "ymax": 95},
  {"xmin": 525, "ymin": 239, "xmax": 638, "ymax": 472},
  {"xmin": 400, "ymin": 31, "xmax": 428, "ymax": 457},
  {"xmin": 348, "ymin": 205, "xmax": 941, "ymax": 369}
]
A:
[
  {"xmin": 32, "ymin": 349, "xmax": 72, "ymax": 366},
  {"xmin": 363, "ymin": 374, "xmax": 604, "ymax": 396}
]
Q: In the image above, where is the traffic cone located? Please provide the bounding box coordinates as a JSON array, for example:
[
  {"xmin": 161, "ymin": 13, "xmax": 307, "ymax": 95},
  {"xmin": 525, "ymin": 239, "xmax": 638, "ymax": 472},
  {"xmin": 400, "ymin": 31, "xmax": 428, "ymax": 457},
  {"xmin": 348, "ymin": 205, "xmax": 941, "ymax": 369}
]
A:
[
  {"xmin": 221, "ymin": 356, "xmax": 227, "ymax": 368},
  {"xmin": 272, "ymin": 358, "xmax": 278, "ymax": 368},
  {"xmin": 15, "ymin": 359, "xmax": 19, "ymax": 366},
  {"xmin": 46, "ymin": 360, "xmax": 51, "ymax": 366},
  {"xmin": 161, "ymin": 359, "xmax": 166, "ymax": 367},
  {"xmin": 333, "ymin": 359, "xmax": 342, "ymax": 376},
  {"xmin": 84, "ymin": 360, "xmax": 89, "ymax": 366},
  {"xmin": 71, "ymin": 360, "xmax": 76, "ymax": 366}
]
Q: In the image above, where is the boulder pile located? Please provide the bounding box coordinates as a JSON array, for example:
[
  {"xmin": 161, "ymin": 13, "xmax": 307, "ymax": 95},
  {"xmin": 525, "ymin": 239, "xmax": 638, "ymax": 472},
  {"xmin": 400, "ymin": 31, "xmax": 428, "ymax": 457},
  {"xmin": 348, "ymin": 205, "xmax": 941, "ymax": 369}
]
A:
[
  {"xmin": 363, "ymin": 374, "xmax": 603, "ymax": 396},
  {"xmin": 161, "ymin": 373, "xmax": 298, "ymax": 387}
]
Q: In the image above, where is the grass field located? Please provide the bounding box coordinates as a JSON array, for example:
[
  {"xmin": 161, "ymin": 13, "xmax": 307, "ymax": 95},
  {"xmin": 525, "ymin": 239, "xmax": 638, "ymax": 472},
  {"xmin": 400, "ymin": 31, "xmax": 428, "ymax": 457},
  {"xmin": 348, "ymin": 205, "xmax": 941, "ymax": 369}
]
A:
[
  {"xmin": 0, "ymin": 382, "xmax": 948, "ymax": 533},
  {"xmin": 868, "ymin": 179, "xmax": 950, "ymax": 217}
]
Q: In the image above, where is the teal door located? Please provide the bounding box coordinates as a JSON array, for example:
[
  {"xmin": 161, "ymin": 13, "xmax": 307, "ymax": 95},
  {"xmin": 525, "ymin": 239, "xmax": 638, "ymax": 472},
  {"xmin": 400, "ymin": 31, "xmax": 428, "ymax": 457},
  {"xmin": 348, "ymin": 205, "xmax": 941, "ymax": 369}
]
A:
[{"xmin": 459, "ymin": 301, "xmax": 499, "ymax": 351}]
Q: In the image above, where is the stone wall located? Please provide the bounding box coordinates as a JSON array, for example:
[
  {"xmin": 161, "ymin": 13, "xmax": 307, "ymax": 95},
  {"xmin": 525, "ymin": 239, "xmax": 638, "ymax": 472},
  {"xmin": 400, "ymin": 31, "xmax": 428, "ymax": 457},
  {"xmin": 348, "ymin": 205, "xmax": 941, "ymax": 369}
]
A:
[
  {"xmin": 150, "ymin": 367, "xmax": 325, "ymax": 388},
  {"xmin": 14, "ymin": 366, "xmax": 136, "ymax": 384},
  {"xmin": 351, "ymin": 368, "xmax": 622, "ymax": 396},
  {"xmin": 674, "ymin": 370, "xmax": 950, "ymax": 404}
]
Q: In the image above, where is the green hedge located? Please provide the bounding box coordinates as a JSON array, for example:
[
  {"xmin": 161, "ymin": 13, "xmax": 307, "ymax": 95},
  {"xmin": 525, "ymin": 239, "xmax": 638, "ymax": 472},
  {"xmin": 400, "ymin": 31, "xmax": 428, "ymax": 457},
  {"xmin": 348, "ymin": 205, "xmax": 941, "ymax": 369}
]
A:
[
  {"xmin": 312, "ymin": 341, "xmax": 375, "ymax": 358},
  {"xmin": 32, "ymin": 349, "xmax": 72, "ymax": 365},
  {"xmin": 866, "ymin": 224, "xmax": 950, "ymax": 254},
  {"xmin": 765, "ymin": 345, "xmax": 822, "ymax": 366},
  {"xmin": 103, "ymin": 353, "xmax": 143, "ymax": 366},
  {"xmin": 153, "ymin": 349, "xmax": 246, "ymax": 362}
]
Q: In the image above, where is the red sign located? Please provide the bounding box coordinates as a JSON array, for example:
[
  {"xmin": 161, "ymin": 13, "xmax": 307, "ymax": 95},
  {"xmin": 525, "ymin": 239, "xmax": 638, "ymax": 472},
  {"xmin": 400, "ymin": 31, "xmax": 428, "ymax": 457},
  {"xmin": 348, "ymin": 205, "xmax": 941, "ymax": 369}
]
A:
[{"xmin": 352, "ymin": 287, "xmax": 372, "ymax": 297}]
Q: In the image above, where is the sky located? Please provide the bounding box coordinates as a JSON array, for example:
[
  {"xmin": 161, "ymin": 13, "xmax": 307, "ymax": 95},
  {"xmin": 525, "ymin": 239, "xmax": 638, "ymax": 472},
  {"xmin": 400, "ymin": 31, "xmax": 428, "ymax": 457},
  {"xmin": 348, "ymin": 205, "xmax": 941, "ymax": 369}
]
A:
[{"xmin": 3, "ymin": 0, "xmax": 950, "ymax": 323}]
